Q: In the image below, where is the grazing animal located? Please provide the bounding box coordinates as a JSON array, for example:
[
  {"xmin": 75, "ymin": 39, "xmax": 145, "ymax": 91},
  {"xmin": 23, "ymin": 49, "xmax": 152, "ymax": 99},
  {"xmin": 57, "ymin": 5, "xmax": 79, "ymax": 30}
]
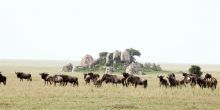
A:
[
  {"xmin": 179, "ymin": 73, "xmax": 192, "ymax": 87},
  {"xmin": 60, "ymin": 75, "xmax": 78, "ymax": 86},
  {"xmin": 39, "ymin": 73, "xmax": 50, "ymax": 85},
  {"xmin": 182, "ymin": 73, "xmax": 191, "ymax": 84},
  {"xmin": 196, "ymin": 77, "xmax": 207, "ymax": 88},
  {"xmin": 53, "ymin": 75, "xmax": 63, "ymax": 86},
  {"xmin": 203, "ymin": 73, "xmax": 217, "ymax": 90},
  {"xmin": 15, "ymin": 72, "xmax": 32, "ymax": 81},
  {"xmin": 209, "ymin": 77, "xmax": 217, "ymax": 90},
  {"xmin": 93, "ymin": 78, "xmax": 103, "ymax": 88},
  {"xmin": 84, "ymin": 73, "xmax": 100, "ymax": 84},
  {"xmin": 126, "ymin": 75, "xmax": 148, "ymax": 88},
  {"xmin": 122, "ymin": 72, "xmax": 132, "ymax": 86},
  {"xmin": 189, "ymin": 75, "xmax": 197, "ymax": 87},
  {"xmin": 204, "ymin": 73, "xmax": 212, "ymax": 79},
  {"xmin": 0, "ymin": 73, "xmax": 6, "ymax": 85},
  {"xmin": 167, "ymin": 73, "xmax": 179, "ymax": 87},
  {"xmin": 157, "ymin": 75, "xmax": 168, "ymax": 87},
  {"xmin": 101, "ymin": 74, "xmax": 123, "ymax": 86},
  {"xmin": 39, "ymin": 73, "xmax": 54, "ymax": 85}
]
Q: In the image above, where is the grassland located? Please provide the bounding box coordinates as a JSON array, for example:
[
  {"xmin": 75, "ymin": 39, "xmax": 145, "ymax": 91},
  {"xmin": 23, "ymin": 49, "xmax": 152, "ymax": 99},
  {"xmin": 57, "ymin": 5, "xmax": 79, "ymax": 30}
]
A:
[{"xmin": 0, "ymin": 60, "xmax": 219, "ymax": 110}]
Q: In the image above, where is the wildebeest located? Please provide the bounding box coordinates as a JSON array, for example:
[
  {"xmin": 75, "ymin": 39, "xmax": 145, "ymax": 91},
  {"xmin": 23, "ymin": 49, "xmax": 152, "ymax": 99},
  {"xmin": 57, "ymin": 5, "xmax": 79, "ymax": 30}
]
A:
[
  {"xmin": 204, "ymin": 73, "xmax": 212, "ymax": 79},
  {"xmin": 189, "ymin": 74, "xmax": 198, "ymax": 87},
  {"xmin": 125, "ymin": 75, "xmax": 148, "ymax": 88},
  {"xmin": 60, "ymin": 75, "xmax": 78, "ymax": 86},
  {"xmin": 121, "ymin": 72, "xmax": 132, "ymax": 86},
  {"xmin": 39, "ymin": 73, "xmax": 54, "ymax": 85},
  {"xmin": 93, "ymin": 78, "xmax": 103, "ymax": 88},
  {"xmin": 0, "ymin": 73, "xmax": 6, "ymax": 85},
  {"xmin": 203, "ymin": 73, "xmax": 217, "ymax": 90},
  {"xmin": 84, "ymin": 73, "xmax": 100, "ymax": 84},
  {"xmin": 15, "ymin": 72, "xmax": 32, "ymax": 81},
  {"xmin": 179, "ymin": 73, "xmax": 192, "ymax": 87},
  {"xmin": 157, "ymin": 75, "xmax": 168, "ymax": 87},
  {"xmin": 53, "ymin": 75, "xmax": 63, "ymax": 86},
  {"xmin": 101, "ymin": 74, "xmax": 123, "ymax": 85},
  {"xmin": 167, "ymin": 73, "xmax": 179, "ymax": 87},
  {"xmin": 194, "ymin": 73, "xmax": 217, "ymax": 90},
  {"xmin": 39, "ymin": 73, "xmax": 52, "ymax": 85}
]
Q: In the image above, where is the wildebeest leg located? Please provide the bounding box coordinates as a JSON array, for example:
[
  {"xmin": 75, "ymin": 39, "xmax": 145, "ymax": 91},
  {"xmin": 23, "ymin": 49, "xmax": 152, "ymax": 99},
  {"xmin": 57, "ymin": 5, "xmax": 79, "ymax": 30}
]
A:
[
  {"xmin": 59, "ymin": 82, "xmax": 62, "ymax": 86},
  {"xmin": 135, "ymin": 83, "xmax": 137, "ymax": 88},
  {"xmin": 3, "ymin": 81, "xmax": 6, "ymax": 85}
]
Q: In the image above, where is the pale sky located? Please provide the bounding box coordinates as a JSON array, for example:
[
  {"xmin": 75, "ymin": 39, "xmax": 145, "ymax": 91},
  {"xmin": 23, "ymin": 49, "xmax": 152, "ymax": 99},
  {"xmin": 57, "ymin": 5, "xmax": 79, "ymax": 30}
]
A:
[{"xmin": 0, "ymin": 0, "xmax": 220, "ymax": 64}]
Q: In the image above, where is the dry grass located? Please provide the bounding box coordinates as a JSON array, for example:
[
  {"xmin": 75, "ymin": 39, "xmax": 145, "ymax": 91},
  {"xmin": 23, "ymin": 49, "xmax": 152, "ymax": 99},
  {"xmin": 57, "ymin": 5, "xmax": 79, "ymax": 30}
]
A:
[{"xmin": 0, "ymin": 60, "xmax": 219, "ymax": 110}]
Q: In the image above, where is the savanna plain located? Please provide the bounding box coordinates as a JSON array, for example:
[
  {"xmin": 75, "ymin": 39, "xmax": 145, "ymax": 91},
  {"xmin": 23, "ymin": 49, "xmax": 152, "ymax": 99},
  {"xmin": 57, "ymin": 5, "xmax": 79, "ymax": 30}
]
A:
[{"xmin": 0, "ymin": 60, "xmax": 219, "ymax": 110}]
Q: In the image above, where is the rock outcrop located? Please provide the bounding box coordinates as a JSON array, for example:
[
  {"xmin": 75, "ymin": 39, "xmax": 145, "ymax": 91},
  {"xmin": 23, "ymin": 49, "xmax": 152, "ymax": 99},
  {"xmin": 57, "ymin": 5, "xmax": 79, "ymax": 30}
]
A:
[
  {"xmin": 62, "ymin": 63, "xmax": 73, "ymax": 72},
  {"xmin": 121, "ymin": 50, "xmax": 131, "ymax": 64},
  {"xmin": 126, "ymin": 62, "xmax": 141, "ymax": 74},
  {"xmin": 80, "ymin": 54, "xmax": 94, "ymax": 68},
  {"xmin": 113, "ymin": 50, "xmax": 121, "ymax": 64}
]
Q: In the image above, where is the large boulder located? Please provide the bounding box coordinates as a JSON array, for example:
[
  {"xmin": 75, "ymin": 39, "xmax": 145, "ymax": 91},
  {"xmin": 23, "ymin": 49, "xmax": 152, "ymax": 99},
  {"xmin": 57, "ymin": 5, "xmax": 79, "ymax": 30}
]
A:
[
  {"xmin": 126, "ymin": 62, "xmax": 141, "ymax": 74},
  {"xmin": 106, "ymin": 53, "xmax": 113, "ymax": 66},
  {"xmin": 80, "ymin": 54, "xmax": 94, "ymax": 68},
  {"xmin": 121, "ymin": 50, "xmax": 131, "ymax": 64},
  {"xmin": 62, "ymin": 63, "xmax": 73, "ymax": 72},
  {"xmin": 113, "ymin": 50, "xmax": 121, "ymax": 64}
]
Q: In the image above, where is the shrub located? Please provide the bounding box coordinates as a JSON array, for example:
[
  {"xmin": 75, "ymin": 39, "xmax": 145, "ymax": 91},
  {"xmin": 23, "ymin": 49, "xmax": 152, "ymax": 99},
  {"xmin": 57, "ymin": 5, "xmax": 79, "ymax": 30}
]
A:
[{"xmin": 189, "ymin": 65, "xmax": 202, "ymax": 77}]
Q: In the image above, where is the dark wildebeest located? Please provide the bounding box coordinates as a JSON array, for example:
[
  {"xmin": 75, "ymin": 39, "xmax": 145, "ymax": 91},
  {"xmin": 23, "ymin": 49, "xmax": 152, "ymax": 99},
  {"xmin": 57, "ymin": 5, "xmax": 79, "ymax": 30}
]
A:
[
  {"xmin": 84, "ymin": 73, "xmax": 100, "ymax": 84},
  {"xmin": 93, "ymin": 78, "xmax": 103, "ymax": 88},
  {"xmin": 126, "ymin": 75, "xmax": 148, "ymax": 88},
  {"xmin": 39, "ymin": 73, "xmax": 53, "ymax": 85},
  {"xmin": 157, "ymin": 75, "xmax": 168, "ymax": 87},
  {"xmin": 203, "ymin": 73, "xmax": 217, "ymax": 90},
  {"xmin": 101, "ymin": 74, "xmax": 123, "ymax": 86},
  {"xmin": 60, "ymin": 75, "xmax": 78, "ymax": 86},
  {"xmin": 0, "ymin": 73, "xmax": 6, "ymax": 85},
  {"xmin": 204, "ymin": 73, "xmax": 212, "ymax": 79},
  {"xmin": 167, "ymin": 73, "xmax": 179, "ymax": 87},
  {"xmin": 15, "ymin": 72, "xmax": 32, "ymax": 81},
  {"xmin": 122, "ymin": 72, "xmax": 133, "ymax": 86},
  {"xmin": 196, "ymin": 77, "xmax": 207, "ymax": 88},
  {"xmin": 189, "ymin": 74, "xmax": 198, "ymax": 87}
]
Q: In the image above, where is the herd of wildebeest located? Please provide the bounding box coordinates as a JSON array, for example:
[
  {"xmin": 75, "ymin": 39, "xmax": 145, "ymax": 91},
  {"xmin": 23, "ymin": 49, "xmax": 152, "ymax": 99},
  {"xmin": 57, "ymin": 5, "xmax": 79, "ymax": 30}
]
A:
[{"xmin": 0, "ymin": 71, "xmax": 218, "ymax": 90}]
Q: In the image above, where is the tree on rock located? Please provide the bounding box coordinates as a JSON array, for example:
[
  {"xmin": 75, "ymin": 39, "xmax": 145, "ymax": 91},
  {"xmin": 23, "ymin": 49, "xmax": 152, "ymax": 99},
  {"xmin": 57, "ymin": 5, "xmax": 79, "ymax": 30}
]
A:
[{"xmin": 125, "ymin": 48, "xmax": 141, "ymax": 63}]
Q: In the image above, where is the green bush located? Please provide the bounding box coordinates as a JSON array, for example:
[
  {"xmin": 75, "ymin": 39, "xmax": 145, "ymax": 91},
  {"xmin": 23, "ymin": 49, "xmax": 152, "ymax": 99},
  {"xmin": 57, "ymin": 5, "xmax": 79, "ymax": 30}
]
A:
[{"xmin": 189, "ymin": 65, "xmax": 202, "ymax": 76}]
